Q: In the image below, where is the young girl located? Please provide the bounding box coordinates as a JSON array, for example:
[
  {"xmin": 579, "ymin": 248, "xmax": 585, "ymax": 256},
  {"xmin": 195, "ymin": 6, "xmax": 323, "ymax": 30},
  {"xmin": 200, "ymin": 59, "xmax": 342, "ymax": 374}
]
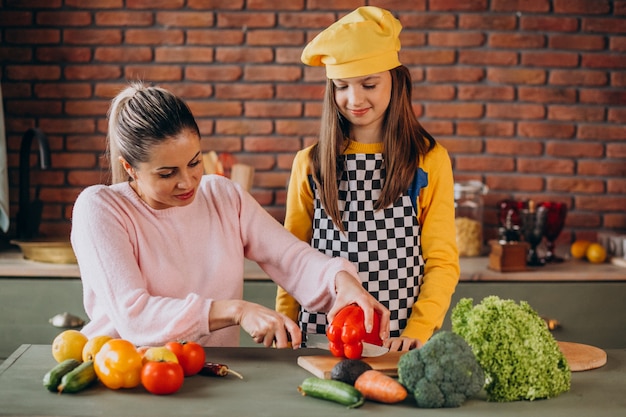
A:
[
  {"xmin": 70, "ymin": 82, "xmax": 389, "ymax": 348},
  {"xmin": 276, "ymin": 6, "xmax": 459, "ymax": 351}
]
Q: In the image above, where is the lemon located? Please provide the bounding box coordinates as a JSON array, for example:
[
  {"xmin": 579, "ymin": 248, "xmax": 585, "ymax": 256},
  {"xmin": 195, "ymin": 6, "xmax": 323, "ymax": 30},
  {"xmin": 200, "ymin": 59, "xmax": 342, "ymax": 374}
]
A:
[
  {"xmin": 141, "ymin": 346, "xmax": 179, "ymax": 365},
  {"xmin": 51, "ymin": 330, "xmax": 88, "ymax": 363},
  {"xmin": 586, "ymin": 243, "xmax": 607, "ymax": 264},
  {"xmin": 570, "ymin": 240, "xmax": 591, "ymax": 259},
  {"xmin": 82, "ymin": 335, "xmax": 113, "ymax": 362}
]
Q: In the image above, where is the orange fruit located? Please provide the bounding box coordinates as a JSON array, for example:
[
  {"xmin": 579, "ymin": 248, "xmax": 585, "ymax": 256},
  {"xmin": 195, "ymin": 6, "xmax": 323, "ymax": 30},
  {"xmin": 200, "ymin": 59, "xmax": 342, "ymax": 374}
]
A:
[
  {"xmin": 570, "ymin": 240, "xmax": 591, "ymax": 259},
  {"xmin": 585, "ymin": 243, "xmax": 607, "ymax": 264},
  {"xmin": 82, "ymin": 335, "xmax": 113, "ymax": 362},
  {"xmin": 52, "ymin": 330, "xmax": 88, "ymax": 363}
]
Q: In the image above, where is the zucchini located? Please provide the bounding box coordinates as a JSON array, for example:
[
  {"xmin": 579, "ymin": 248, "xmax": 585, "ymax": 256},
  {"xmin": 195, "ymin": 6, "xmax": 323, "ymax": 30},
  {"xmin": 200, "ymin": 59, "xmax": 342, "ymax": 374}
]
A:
[
  {"xmin": 43, "ymin": 359, "xmax": 81, "ymax": 392},
  {"xmin": 58, "ymin": 360, "xmax": 97, "ymax": 393},
  {"xmin": 298, "ymin": 377, "xmax": 365, "ymax": 408}
]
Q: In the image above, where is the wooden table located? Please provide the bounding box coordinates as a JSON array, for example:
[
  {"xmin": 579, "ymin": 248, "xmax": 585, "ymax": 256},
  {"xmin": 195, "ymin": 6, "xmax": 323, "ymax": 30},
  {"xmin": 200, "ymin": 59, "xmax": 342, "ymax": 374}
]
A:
[{"xmin": 0, "ymin": 344, "xmax": 624, "ymax": 417}]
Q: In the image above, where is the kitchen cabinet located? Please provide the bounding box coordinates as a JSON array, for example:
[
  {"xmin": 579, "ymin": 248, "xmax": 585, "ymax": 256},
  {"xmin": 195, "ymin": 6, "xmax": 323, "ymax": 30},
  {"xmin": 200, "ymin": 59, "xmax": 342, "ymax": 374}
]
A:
[
  {"xmin": 439, "ymin": 281, "xmax": 626, "ymax": 348},
  {"xmin": 239, "ymin": 280, "xmax": 626, "ymax": 349},
  {"xmin": 0, "ymin": 277, "xmax": 87, "ymax": 359},
  {"xmin": 6, "ymin": 278, "xmax": 622, "ymax": 357},
  {"xmin": 0, "ymin": 277, "xmax": 275, "ymax": 358},
  {"xmin": 0, "ymin": 269, "xmax": 279, "ymax": 359},
  {"xmin": 240, "ymin": 258, "xmax": 626, "ymax": 349},
  {"xmin": 1, "ymin": 252, "xmax": 624, "ymax": 359}
]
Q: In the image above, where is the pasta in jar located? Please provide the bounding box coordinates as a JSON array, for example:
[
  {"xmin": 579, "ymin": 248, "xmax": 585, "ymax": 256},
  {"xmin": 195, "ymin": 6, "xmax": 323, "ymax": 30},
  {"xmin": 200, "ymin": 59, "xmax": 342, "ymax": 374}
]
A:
[
  {"xmin": 454, "ymin": 181, "xmax": 488, "ymax": 257},
  {"xmin": 455, "ymin": 217, "xmax": 483, "ymax": 257}
]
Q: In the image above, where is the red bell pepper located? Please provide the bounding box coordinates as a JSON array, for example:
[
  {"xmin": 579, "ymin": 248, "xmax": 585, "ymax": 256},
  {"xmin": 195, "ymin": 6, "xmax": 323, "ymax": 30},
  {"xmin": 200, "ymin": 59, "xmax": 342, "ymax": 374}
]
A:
[{"xmin": 326, "ymin": 304, "xmax": 382, "ymax": 359}]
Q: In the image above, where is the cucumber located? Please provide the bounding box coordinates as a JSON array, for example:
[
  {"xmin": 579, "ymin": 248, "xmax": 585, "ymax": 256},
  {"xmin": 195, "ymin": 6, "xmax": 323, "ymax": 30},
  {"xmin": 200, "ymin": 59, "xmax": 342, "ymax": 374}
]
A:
[
  {"xmin": 58, "ymin": 360, "xmax": 97, "ymax": 393},
  {"xmin": 298, "ymin": 377, "xmax": 365, "ymax": 408},
  {"xmin": 43, "ymin": 359, "xmax": 81, "ymax": 392}
]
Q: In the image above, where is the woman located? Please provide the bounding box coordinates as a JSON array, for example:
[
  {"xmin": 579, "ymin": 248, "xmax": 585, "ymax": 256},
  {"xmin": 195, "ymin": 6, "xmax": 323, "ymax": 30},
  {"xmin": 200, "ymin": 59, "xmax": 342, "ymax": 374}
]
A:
[
  {"xmin": 275, "ymin": 7, "xmax": 460, "ymax": 351},
  {"xmin": 70, "ymin": 81, "xmax": 389, "ymax": 348}
]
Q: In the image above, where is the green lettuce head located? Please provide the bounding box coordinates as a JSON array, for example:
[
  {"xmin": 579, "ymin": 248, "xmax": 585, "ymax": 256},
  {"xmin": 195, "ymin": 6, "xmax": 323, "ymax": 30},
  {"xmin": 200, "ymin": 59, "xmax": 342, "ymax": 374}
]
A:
[{"xmin": 451, "ymin": 295, "xmax": 571, "ymax": 402}]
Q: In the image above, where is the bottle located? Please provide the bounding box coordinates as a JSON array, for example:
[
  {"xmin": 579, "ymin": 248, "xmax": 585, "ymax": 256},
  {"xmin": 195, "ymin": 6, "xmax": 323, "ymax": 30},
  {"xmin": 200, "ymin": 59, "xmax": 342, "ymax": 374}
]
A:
[{"xmin": 454, "ymin": 181, "xmax": 488, "ymax": 257}]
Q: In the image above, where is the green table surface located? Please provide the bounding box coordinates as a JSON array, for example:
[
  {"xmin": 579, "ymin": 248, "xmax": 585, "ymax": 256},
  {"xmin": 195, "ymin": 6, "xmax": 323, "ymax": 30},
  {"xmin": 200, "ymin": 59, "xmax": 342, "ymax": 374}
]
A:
[{"xmin": 0, "ymin": 344, "xmax": 624, "ymax": 417}]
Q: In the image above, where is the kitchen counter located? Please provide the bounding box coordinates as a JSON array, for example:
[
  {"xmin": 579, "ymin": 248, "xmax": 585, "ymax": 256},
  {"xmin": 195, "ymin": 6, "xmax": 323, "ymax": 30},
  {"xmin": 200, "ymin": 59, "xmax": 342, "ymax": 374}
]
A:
[
  {"xmin": 2, "ymin": 248, "xmax": 625, "ymax": 281},
  {"xmin": 0, "ymin": 250, "xmax": 81, "ymax": 278},
  {"xmin": 0, "ymin": 249, "xmax": 268, "ymax": 280},
  {"xmin": 2, "ymin": 248, "xmax": 625, "ymax": 356},
  {"xmin": 0, "ymin": 344, "xmax": 624, "ymax": 417}
]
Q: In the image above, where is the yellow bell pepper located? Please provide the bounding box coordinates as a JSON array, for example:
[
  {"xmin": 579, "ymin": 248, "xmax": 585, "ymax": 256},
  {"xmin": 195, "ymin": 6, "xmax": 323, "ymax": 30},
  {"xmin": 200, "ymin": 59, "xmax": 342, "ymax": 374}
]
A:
[{"xmin": 94, "ymin": 339, "xmax": 143, "ymax": 389}]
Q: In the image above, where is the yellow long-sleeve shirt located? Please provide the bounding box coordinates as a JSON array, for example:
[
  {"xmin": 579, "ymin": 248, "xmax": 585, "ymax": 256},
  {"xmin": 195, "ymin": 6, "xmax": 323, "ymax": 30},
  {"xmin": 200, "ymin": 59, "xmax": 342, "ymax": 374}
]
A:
[{"xmin": 276, "ymin": 141, "xmax": 459, "ymax": 343}]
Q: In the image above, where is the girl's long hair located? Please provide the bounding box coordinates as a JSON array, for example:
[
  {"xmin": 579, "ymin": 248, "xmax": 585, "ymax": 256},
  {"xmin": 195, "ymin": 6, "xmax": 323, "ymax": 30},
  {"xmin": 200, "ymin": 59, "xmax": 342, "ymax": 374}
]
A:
[
  {"xmin": 310, "ymin": 65, "xmax": 436, "ymax": 231},
  {"xmin": 107, "ymin": 81, "xmax": 200, "ymax": 184}
]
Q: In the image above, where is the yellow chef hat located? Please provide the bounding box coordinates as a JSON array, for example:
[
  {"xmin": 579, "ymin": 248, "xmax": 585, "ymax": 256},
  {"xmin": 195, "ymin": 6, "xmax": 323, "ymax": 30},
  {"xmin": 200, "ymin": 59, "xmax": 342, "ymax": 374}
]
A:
[{"xmin": 301, "ymin": 6, "xmax": 402, "ymax": 79}]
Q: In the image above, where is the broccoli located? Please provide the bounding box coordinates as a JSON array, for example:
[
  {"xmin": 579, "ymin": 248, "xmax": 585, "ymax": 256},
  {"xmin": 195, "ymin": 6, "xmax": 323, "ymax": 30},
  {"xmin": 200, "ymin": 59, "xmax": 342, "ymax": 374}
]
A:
[
  {"xmin": 397, "ymin": 330, "xmax": 485, "ymax": 408},
  {"xmin": 451, "ymin": 296, "xmax": 571, "ymax": 402}
]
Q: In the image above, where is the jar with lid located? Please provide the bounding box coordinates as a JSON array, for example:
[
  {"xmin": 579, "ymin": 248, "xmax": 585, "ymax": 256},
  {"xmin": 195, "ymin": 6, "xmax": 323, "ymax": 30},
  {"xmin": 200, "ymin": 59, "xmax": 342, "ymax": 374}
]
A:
[{"xmin": 454, "ymin": 181, "xmax": 488, "ymax": 257}]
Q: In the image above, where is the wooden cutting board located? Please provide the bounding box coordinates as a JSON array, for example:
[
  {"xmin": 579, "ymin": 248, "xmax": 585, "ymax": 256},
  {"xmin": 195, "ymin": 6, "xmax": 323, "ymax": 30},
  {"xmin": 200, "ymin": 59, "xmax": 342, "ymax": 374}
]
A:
[
  {"xmin": 298, "ymin": 351, "xmax": 405, "ymax": 379},
  {"xmin": 297, "ymin": 341, "xmax": 606, "ymax": 379},
  {"xmin": 557, "ymin": 341, "xmax": 607, "ymax": 372}
]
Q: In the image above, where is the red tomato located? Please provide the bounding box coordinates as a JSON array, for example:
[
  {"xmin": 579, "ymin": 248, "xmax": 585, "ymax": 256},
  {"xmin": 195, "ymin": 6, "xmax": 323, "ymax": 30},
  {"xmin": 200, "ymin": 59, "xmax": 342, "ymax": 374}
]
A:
[
  {"xmin": 165, "ymin": 341, "xmax": 206, "ymax": 376},
  {"xmin": 141, "ymin": 361, "xmax": 184, "ymax": 395}
]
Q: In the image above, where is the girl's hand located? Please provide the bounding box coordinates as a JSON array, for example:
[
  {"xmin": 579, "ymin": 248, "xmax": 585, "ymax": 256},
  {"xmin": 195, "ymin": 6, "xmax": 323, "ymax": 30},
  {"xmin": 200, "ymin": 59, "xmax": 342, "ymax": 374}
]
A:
[
  {"xmin": 383, "ymin": 336, "xmax": 423, "ymax": 352},
  {"xmin": 328, "ymin": 271, "xmax": 391, "ymax": 343}
]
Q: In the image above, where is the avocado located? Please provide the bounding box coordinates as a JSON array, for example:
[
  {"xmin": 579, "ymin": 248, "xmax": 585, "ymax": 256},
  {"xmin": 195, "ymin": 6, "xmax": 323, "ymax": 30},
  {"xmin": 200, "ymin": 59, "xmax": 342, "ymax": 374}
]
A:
[{"xmin": 330, "ymin": 359, "xmax": 373, "ymax": 385}]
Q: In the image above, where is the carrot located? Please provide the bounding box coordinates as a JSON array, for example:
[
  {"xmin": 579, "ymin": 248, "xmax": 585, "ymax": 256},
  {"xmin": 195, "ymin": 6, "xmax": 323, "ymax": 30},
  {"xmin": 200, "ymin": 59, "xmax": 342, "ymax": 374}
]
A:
[{"xmin": 354, "ymin": 369, "xmax": 408, "ymax": 404}]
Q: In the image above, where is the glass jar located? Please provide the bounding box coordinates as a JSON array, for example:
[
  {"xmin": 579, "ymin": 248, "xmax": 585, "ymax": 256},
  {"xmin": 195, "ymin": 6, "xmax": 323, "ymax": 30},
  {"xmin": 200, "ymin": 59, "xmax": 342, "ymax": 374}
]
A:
[{"xmin": 454, "ymin": 181, "xmax": 488, "ymax": 257}]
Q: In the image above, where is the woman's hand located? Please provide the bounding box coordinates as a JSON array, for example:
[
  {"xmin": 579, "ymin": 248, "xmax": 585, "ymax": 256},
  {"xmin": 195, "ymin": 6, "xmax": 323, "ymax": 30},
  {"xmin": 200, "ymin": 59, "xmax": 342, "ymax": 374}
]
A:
[
  {"xmin": 328, "ymin": 271, "xmax": 391, "ymax": 343},
  {"xmin": 209, "ymin": 299, "xmax": 302, "ymax": 349},
  {"xmin": 383, "ymin": 336, "xmax": 423, "ymax": 352},
  {"xmin": 239, "ymin": 302, "xmax": 302, "ymax": 348}
]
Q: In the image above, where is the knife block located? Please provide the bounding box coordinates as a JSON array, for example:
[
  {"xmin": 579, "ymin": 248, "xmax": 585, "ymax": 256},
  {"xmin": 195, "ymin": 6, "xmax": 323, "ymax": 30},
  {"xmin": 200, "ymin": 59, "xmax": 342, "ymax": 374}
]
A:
[{"xmin": 488, "ymin": 240, "xmax": 529, "ymax": 272}]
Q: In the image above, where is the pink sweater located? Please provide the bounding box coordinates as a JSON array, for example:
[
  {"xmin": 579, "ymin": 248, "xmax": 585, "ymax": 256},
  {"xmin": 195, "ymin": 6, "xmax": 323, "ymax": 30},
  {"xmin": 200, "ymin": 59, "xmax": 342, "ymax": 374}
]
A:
[{"xmin": 71, "ymin": 175, "xmax": 356, "ymax": 347}]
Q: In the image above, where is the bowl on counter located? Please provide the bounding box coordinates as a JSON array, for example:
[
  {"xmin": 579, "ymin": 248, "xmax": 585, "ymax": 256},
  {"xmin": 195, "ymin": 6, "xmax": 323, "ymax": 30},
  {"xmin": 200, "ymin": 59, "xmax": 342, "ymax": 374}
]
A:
[{"xmin": 10, "ymin": 239, "xmax": 77, "ymax": 264}]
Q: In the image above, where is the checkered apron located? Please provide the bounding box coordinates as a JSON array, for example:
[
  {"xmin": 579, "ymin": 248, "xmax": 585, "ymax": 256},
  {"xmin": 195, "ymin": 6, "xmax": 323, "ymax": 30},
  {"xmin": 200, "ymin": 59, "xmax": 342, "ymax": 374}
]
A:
[{"xmin": 300, "ymin": 153, "xmax": 424, "ymax": 340}]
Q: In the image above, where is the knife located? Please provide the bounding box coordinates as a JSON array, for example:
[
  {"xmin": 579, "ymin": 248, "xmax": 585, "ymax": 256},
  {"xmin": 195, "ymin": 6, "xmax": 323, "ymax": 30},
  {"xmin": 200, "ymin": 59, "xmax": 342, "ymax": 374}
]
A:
[{"xmin": 306, "ymin": 333, "xmax": 389, "ymax": 357}]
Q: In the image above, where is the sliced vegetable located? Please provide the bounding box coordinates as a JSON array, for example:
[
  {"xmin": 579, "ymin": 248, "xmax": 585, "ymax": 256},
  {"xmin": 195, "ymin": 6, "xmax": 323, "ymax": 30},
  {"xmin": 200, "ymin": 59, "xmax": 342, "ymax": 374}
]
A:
[
  {"xmin": 298, "ymin": 377, "xmax": 365, "ymax": 408},
  {"xmin": 199, "ymin": 362, "xmax": 243, "ymax": 379},
  {"xmin": 58, "ymin": 360, "xmax": 97, "ymax": 393},
  {"xmin": 354, "ymin": 369, "xmax": 407, "ymax": 404}
]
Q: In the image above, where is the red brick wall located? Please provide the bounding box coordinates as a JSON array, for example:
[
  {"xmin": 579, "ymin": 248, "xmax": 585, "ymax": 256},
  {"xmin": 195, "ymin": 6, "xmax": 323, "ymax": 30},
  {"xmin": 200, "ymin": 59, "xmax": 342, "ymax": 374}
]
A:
[{"xmin": 1, "ymin": 0, "xmax": 625, "ymax": 248}]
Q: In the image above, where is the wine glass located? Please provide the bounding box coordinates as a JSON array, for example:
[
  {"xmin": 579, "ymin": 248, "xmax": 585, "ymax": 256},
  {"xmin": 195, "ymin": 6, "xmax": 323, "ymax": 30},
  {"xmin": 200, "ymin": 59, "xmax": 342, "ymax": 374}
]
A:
[
  {"xmin": 497, "ymin": 200, "xmax": 528, "ymax": 243},
  {"xmin": 521, "ymin": 203, "xmax": 547, "ymax": 267},
  {"xmin": 539, "ymin": 202, "xmax": 568, "ymax": 263},
  {"xmin": 498, "ymin": 199, "xmax": 527, "ymax": 229}
]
